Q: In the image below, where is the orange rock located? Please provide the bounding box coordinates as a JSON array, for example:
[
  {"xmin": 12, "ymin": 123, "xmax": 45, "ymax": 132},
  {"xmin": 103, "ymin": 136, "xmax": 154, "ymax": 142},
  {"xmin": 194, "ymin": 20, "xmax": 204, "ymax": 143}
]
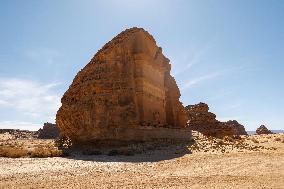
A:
[
  {"xmin": 185, "ymin": 102, "xmax": 247, "ymax": 138},
  {"xmin": 56, "ymin": 27, "xmax": 188, "ymax": 144},
  {"xmin": 224, "ymin": 120, "xmax": 247, "ymax": 135},
  {"xmin": 38, "ymin": 122, "xmax": 60, "ymax": 139},
  {"xmin": 256, "ymin": 125, "xmax": 273, "ymax": 135}
]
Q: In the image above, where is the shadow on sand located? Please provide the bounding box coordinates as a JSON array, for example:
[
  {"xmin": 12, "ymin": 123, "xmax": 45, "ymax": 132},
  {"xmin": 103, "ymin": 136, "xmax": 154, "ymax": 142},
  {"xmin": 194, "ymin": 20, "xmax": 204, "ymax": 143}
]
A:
[{"xmin": 62, "ymin": 141, "xmax": 194, "ymax": 163}]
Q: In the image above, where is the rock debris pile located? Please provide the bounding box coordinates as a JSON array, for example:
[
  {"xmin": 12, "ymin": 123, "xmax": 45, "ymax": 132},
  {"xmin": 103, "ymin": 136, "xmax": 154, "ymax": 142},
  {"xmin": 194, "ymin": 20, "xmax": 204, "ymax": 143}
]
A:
[{"xmin": 186, "ymin": 102, "xmax": 247, "ymax": 138}]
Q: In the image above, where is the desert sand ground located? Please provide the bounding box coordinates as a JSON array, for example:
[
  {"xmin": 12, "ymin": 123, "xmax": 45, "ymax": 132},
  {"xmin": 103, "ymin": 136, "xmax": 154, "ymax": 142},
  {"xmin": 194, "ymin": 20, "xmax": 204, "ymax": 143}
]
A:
[{"xmin": 0, "ymin": 133, "xmax": 284, "ymax": 189}]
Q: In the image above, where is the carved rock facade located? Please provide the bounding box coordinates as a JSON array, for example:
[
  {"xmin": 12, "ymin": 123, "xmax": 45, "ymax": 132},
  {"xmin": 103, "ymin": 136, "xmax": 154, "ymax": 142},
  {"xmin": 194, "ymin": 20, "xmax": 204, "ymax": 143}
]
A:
[{"xmin": 56, "ymin": 27, "xmax": 188, "ymax": 144}]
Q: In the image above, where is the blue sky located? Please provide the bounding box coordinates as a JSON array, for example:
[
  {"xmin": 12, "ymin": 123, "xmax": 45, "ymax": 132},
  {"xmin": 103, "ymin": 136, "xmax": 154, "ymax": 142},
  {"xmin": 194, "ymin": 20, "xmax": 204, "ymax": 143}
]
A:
[{"xmin": 0, "ymin": 0, "xmax": 283, "ymax": 131}]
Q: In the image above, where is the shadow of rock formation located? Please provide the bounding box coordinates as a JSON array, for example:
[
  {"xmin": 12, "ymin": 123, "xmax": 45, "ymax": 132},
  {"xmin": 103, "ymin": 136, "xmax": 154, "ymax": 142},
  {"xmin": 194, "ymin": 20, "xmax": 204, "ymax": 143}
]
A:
[{"xmin": 61, "ymin": 140, "xmax": 194, "ymax": 162}]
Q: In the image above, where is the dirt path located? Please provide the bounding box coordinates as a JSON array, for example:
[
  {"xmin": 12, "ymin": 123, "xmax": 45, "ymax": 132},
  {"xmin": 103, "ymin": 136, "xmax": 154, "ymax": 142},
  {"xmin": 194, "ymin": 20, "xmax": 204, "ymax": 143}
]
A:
[{"xmin": 1, "ymin": 150, "xmax": 283, "ymax": 189}]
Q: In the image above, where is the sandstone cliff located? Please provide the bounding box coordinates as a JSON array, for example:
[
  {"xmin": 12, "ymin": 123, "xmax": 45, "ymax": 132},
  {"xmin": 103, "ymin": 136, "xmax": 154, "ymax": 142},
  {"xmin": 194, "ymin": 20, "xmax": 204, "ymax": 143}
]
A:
[{"xmin": 56, "ymin": 27, "xmax": 188, "ymax": 144}]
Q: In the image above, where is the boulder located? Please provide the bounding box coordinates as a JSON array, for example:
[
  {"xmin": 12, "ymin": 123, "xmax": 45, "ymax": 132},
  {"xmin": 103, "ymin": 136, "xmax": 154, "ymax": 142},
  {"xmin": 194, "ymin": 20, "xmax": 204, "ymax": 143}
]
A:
[
  {"xmin": 56, "ymin": 27, "xmax": 189, "ymax": 145},
  {"xmin": 225, "ymin": 120, "xmax": 248, "ymax": 135},
  {"xmin": 256, "ymin": 125, "xmax": 273, "ymax": 135}
]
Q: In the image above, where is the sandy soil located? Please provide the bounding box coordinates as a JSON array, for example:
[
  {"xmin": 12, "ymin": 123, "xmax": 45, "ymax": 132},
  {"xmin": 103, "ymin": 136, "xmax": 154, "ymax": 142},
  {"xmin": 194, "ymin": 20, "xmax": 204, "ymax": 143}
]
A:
[{"xmin": 0, "ymin": 133, "xmax": 284, "ymax": 189}]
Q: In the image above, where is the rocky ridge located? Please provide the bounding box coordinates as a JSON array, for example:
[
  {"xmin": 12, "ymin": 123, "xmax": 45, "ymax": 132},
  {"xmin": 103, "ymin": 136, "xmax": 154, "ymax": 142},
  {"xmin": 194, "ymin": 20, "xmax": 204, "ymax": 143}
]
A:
[
  {"xmin": 38, "ymin": 122, "xmax": 60, "ymax": 139},
  {"xmin": 186, "ymin": 102, "xmax": 247, "ymax": 138}
]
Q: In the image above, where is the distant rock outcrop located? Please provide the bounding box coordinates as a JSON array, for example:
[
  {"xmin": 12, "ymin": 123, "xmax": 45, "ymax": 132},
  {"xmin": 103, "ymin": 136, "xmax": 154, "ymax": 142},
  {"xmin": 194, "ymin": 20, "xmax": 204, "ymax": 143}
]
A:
[
  {"xmin": 56, "ymin": 27, "xmax": 190, "ymax": 145},
  {"xmin": 185, "ymin": 102, "xmax": 247, "ymax": 138},
  {"xmin": 256, "ymin": 125, "xmax": 273, "ymax": 135},
  {"xmin": 38, "ymin": 122, "xmax": 60, "ymax": 139},
  {"xmin": 185, "ymin": 102, "xmax": 234, "ymax": 138},
  {"xmin": 225, "ymin": 120, "xmax": 248, "ymax": 135}
]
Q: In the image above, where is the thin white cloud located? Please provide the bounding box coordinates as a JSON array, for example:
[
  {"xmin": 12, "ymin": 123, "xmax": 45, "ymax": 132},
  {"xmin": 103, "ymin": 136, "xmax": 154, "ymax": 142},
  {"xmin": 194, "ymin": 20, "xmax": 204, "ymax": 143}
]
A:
[
  {"xmin": 181, "ymin": 72, "xmax": 222, "ymax": 91},
  {"xmin": 0, "ymin": 78, "xmax": 62, "ymax": 130},
  {"xmin": 173, "ymin": 45, "xmax": 211, "ymax": 76},
  {"xmin": 171, "ymin": 35, "xmax": 218, "ymax": 76},
  {"xmin": 181, "ymin": 64, "xmax": 248, "ymax": 91}
]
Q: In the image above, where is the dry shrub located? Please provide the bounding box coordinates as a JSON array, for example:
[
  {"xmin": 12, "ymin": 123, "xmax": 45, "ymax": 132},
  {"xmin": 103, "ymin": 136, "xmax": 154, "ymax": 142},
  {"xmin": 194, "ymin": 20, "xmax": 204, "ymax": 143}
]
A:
[
  {"xmin": 223, "ymin": 136, "xmax": 234, "ymax": 142},
  {"xmin": 31, "ymin": 147, "xmax": 63, "ymax": 158},
  {"xmin": 55, "ymin": 135, "xmax": 72, "ymax": 148},
  {"xmin": 251, "ymin": 138, "xmax": 259, "ymax": 143},
  {"xmin": 216, "ymin": 140, "xmax": 226, "ymax": 146},
  {"xmin": 50, "ymin": 148, "xmax": 64, "ymax": 157},
  {"xmin": 0, "ymin": 146, "xmax": 28, "ymax": 158},
  {"xmin": 273, "ymin": 137, "xmax": 281, "ymax": 142}
]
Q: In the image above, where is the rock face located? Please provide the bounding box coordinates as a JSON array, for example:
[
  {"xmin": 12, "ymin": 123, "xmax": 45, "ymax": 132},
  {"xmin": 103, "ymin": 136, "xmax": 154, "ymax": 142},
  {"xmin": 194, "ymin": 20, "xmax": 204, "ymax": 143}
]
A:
[
  {"xmin": 56, "ymin": 27, "xmax": 189, "ymax": 144},
  {"xmin": 256, "ymin": 125, "xmax": 273, "ymax": 135},
  {"xmin": 186, "ymin": 102, "xmax": 234, "ymax": 138},
  {"xmin": 225, "ymin": 120, "xmax": 248, "ymax": 135},
  {"xmin": 185, "ymin": 102, "xmax": 218, "ymax": 129},
  {"xmin": 38, "ymin": 122, "xmax": 60, "ymax": 139},
  {"xmin": 185, "ymin": 102, "xmax": 247, "ymax": 138}
]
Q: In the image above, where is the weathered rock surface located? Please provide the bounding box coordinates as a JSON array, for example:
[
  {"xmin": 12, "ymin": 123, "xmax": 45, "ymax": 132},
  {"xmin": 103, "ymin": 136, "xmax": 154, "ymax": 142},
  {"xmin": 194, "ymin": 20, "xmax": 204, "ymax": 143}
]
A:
[
  {"xmin": 38, "ymin": 122, "xmax": 60, "ymax": 139},
  {"xmin": 225, "ymin": 120, "xmax": 248, "ymax": 135},
  {"xmin": 185, "ymin": 102, "xmax": 234, "ymax": 138},
  {"xmin": 185, "ymin": 102, "xmax": 218, "ymax": 129},
  {"xmin": 256, "ymin": 125, "xmax": 273, "ymax": 135},
  {"xmin": 185, "ymin": 102, "xmax": 247, "ymax": 138},
  {"xmin": 56, "ymin": 27, "xmax": 189, "ymax": 144}
]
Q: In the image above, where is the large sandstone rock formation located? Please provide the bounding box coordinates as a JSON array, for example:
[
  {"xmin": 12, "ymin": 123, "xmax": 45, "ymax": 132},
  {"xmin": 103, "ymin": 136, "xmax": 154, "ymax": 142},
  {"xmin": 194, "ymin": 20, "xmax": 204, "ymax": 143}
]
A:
[
  {"xmin": 256, "ymin": 125, "xmax": 273, "ymax": 135},
  {"xmin": 185, "ymin": 102, "xmax": 247, "ymax": 138},
  {"xmin": 56, "ymin": 27, "xmax": 189, "ymax": 144},
  {"xmin": 38, "ymin": 122, "xmax": 60, "ymax": 139}
]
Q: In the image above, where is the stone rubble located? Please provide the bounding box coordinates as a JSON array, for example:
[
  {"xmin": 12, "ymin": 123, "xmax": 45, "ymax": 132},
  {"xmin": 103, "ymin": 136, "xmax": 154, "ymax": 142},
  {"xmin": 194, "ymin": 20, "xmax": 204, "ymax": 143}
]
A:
[{"xmin": 185, "ymin": 102, "xmax": 248, "ymax": 138}]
